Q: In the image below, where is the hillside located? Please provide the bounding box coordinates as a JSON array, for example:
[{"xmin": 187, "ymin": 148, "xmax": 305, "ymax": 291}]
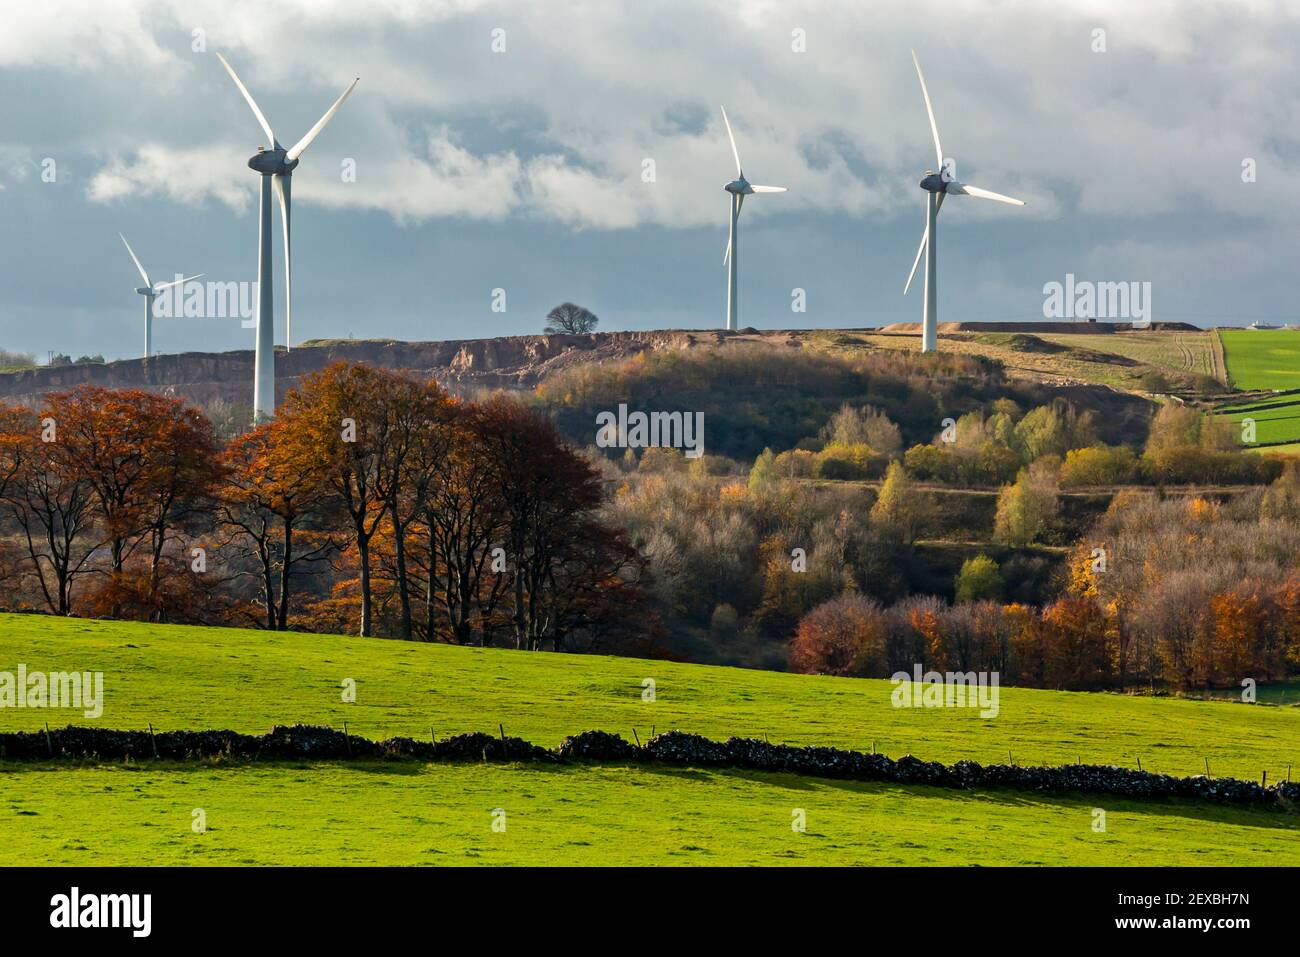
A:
[
  {"xmin": 3, "ymin": 615, "xmax": 1298, "ymax": 866},
  {"xmin": 4, "ymin": 615, "xmax": 1296, "ymax": 778},
  {"xmin": 0, "ymin": 329, "xmax": 788, "ymax": 408}
]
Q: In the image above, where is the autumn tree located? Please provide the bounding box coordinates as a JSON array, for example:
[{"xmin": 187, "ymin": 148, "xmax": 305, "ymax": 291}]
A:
[
  {"xmin": 1262, "ymin": 461, "xmax": 1300, "ymax": 522},
  {"xmin": 219, "ymin": 421, "xmax": 334, "ymax": 629},
  {"xmin": 1039, "ymin": 597, "xmax": 1112, "ymax": 689},
  {"xmin": 0, "ymin": 404, "xmax": 99, "ymax": 614},
  {"xmin": 791, "ymin": 593, "xmax": 888, "ymax": 676},
  {"xmin": 276, "ymin": 363, "xmax": 401, "ymax": 637},
  {"xmin": 476, "ymin": 395, "xmax": 644, "ymax": 650},
  {"xmin": 377, "ymin": 377, "xmax": 457, "ymax": 640},
  {"xmin": 993, "ymin": 461, "xmax": 1059, "ymax": 547},
  {"xmin": 36, "ymin": 388, "xmax": 220, "ymax": 618},
  {"xmin": 870, "ymin": 460, "xmax": 921, "ymax": 542},
  {"xmin": 416, "ymin": 402, "xmax": 507, "ymax": 643}
]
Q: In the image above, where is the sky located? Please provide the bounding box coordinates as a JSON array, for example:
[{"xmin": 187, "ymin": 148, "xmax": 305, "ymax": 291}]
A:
[{"xmin": 0, "ymin": 0, "xmax": 1297, "ymax": 362}]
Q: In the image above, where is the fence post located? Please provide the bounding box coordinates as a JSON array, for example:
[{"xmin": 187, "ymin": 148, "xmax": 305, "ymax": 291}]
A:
[{"xmin": 148, "ymin": 722, "xmax": 158, "ymax": 759}]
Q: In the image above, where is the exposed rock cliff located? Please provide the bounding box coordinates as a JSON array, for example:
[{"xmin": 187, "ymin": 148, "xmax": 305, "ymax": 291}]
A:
[{"xmin": 0, "ymin": 329, "xmax": 767, "ymax": 408}]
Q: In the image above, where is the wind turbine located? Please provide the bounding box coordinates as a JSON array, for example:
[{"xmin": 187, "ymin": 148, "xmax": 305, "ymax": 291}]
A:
[
  {"xmin": 119, "ymin": 233, "xmax": 203, "ymax": 360},
  {"xmin": 903, "ymin": 51, "xmax": 1025, "ymax": 352},
  {"xmin": 720, "ymin": 106, "xmax": 786, "ymax": 331},
  {"xmin": 216, "ymin": 52, "xmax": 358, "ymax": 420}
]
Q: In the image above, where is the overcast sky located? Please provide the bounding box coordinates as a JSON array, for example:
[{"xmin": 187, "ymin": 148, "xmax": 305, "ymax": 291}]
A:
[{"xmin": 0, "ymin": 0, "xmax": 1296, "ymax": 361}]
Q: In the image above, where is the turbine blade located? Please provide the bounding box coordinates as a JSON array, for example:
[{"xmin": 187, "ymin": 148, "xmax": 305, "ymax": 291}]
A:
[
  {"xmin": 903, "ymin": 228, "xmax": 927, "ymax": 296},
  {"xmin": 953, "ymin": 183, "xmax": 1026, "ymax": 206},
  {"xmin": 720, "ymin": 105, "xmax": 743, "ymax": 178},
  {"xmin": 911, "ymin": 50, "xmax": 943, "ymax": 172},
  {"xmin": 287, "ymin": 77, "xmax": 360, "ymax": 162},
  {"xmin": 749, "ymin": 185, "xmax": 786, "ymax": 193},
  {"xmin": 274, "ymin": 174, "xmax": 293, "ymax": 348},
  {"xmin": 153, "ymin": 273, "xmax": 205, "ymax": 291},
  {"xmin": 119, "ymin": 233, "xmax": 150, "ymax": 287},
  {"xmin": 216, "ymin": 52, "xmax": 278, "ymax": 148}
]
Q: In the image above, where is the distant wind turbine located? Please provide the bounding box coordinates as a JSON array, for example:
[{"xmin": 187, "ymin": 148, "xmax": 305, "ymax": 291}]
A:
[
  {"xmin": 903, "ymin": 51, "xmax": 1025, "ymax": 352},
  {"xmin": 216, "ymin": 52, "xmax": 358, "ymax": 420},
  {"xmin": 119, "ymin": 233, "xmax": 202, "ymax": 360},
  {"xmin": 720, "ymin": 106, "xmax": 786, "ymax": 331}
]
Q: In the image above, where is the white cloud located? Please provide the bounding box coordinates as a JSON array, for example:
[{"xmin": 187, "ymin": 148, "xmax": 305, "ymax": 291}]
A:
[
  {"xmin": 87, "ymin": 143, "xmax": 251, "ymax": 210},
  {"xmin": 14, "ymin": 0, "xmax": 1300, "ymax": 233}
]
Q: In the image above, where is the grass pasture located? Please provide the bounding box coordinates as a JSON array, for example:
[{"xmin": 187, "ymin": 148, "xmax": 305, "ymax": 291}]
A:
[
  {"xmin": 1216, "ymin": 393, "xmax": 1300, "ymax": 448},
  {"xmin": 844, "ymin": 329, "xmax": 1222, "ymax": 391},
  {"xmin": 7, "ymin": 761, "xmax": 1299, "ymax": 866},
  {"xmin": 1217, "ymin": 329, "xmax": 1300, "ymax": 447},
  {"xmin": 1220, "ymin": 329, "xmax": 1300, "ymax": 391},
  {"xmin": 1, "ymin": 614, "xmax": 1298, "ymax": 866}
]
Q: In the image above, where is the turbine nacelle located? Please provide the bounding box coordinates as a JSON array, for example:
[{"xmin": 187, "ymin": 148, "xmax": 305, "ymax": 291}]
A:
[
  {"xmin": 724, "ymin": 177, "xmax": 752, "ymax": 196},
  {"xmin": 248, "ymin": 146, "xmax": 298, "ymax": 176},
  {"xmin": 134, "ymin": 286, "xmax": 153, "ymax": 296},
  {"xmin": 919, "ymin": 171, "xmax": 947, "ymax": 192}
]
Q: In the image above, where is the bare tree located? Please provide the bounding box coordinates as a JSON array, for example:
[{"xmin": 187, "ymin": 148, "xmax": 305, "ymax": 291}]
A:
[{"xmin": 543, "ymin": 302, "xmax": 599, "ymax": 335}]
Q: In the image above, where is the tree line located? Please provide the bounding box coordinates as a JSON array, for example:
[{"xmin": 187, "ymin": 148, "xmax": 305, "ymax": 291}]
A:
[
  {"xmin": 791, "ymin": 477, "xmax": 1300, "ymax": 690},
  {"xmin": 0, "ymin": 363, "xmax": 650, "ymax": 650}
]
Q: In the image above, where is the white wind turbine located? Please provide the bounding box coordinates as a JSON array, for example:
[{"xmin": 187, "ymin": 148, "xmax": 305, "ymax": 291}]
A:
[
  {"xmin": 903, "ymin": 51, "xmax": 1025, "ymax": 352},
  {"xmin": 119, "ymin": 233, "xmax": 203, "ymax": 360},
  {"xmin": 216, "ymin": 52, "xmax": 358, "ymax": 420},
  {"xmin": 720, "ymin": 106, "xmax": 786, "ymax": 331}
]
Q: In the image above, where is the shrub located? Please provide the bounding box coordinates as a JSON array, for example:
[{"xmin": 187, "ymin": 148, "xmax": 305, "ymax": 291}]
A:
[
  {"xmin": 1060, "ymin": 444, "xmax": 1138, "ymax": 486},
  {"xmin": 813, "ymin": 442, "xmax": 881, "ymax": 480},
  {"xmin": 955, "ymin": 555, "xmax": 1003, "ymax": 603}
]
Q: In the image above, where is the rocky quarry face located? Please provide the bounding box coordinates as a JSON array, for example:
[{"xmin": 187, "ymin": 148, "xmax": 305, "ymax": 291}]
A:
[{"xmin": 0, "ymin": 330, "xmax": 761, "ymax": 408}]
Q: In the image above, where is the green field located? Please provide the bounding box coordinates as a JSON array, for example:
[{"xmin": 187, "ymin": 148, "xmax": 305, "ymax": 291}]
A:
[
  {"xmin": 1216, "ymin": 394, "xmax": 1300, "ymax": 448},
  {"xmin": 1217, "ymin": 329, "xmax": 1300, "ymax": 447},
  {"xmin": 9, "ymin": 761, "xmax": 1299, "ymax": 866},
  {"xmin": 2, "ymin": 615, "xmax": 1298, "ymax": 865},
  {"xmin": 1220, "ymin": 329, "xmax": 1300, "ymax": 391}
]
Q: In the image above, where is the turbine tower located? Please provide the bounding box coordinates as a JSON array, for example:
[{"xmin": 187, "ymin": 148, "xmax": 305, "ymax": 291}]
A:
[
  {"xmin": 903, "ymin": 51, "xmax": 1025, "ymax": 352},
  {"xmin": 720, "ymin": 106, "xmax": 786, "ymax": 331},
  {"xmin": 119, "ymin": 233, "xmax": 202, "ymax": 360},
  {"xmin": 216, "ymin": 52, "xmax": 358, "ymax": 420}
]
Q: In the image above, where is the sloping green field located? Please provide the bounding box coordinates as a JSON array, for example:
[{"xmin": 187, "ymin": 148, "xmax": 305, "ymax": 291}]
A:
[
  {"xmin": 9, "ymin": 762, "xmax": 1299, "ymax": 866},
  {"xmin": 1217, "ymin": 330, "xmax": 1300, "ymax": 447},
  {"xmin": 1216, "ymin": 394, "xmax": 1300, "ymax": 447},
  {"xmin": 1, "ymin": 615, "xmax": 1296, "ymax": 777},
  {"xmin": 1, "ymin": 615, "xmax": 1297, "ymax": 865},
  {"xmin": 1221, "ymin": 329, "xmax": 1300, "ymax": 391}
]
